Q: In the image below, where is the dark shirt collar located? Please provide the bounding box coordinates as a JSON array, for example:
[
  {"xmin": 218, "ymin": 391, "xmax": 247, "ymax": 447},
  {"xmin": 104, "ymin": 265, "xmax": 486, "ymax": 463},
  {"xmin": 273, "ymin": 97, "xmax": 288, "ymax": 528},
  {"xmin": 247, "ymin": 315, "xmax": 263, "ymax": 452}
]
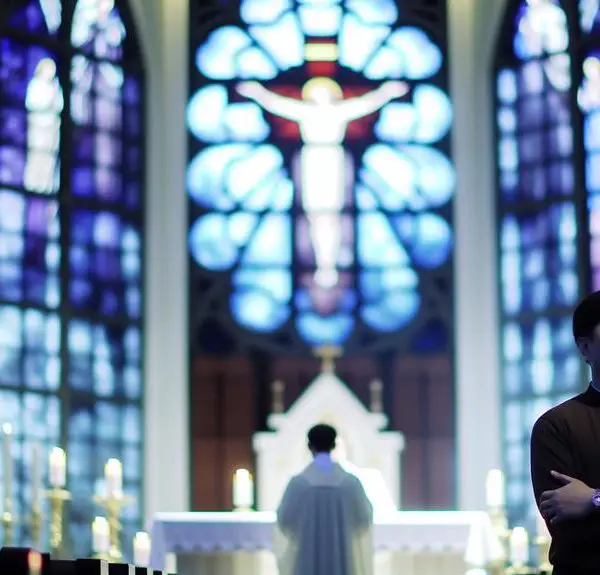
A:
[{"xmin": 581, "ymin": 384, "xmax": 600, "ymax": 406}]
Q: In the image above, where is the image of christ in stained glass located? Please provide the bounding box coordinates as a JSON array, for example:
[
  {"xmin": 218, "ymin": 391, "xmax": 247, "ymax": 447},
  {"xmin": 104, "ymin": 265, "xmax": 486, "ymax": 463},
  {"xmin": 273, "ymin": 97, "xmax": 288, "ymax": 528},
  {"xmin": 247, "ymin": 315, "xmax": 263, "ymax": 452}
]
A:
[{"xmin": 187, "ymin": 0, "xmax": 455, "ymax": 346}]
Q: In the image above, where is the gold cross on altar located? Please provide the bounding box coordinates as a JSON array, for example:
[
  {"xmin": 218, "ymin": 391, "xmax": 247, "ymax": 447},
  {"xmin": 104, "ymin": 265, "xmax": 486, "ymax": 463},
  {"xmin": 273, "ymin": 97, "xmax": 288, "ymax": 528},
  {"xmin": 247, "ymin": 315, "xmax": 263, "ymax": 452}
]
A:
[{"xmin": 313, "ymin": 345, "xmax": 343, "ymax": 373}]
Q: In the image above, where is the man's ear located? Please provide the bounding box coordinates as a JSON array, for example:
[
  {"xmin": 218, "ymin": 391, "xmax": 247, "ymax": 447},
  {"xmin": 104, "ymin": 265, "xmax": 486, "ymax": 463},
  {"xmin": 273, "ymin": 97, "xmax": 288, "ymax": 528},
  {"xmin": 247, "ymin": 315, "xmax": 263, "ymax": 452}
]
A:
[{"xmin": 576, "ymin": 336, "xmax": 591, "ymax": 360}]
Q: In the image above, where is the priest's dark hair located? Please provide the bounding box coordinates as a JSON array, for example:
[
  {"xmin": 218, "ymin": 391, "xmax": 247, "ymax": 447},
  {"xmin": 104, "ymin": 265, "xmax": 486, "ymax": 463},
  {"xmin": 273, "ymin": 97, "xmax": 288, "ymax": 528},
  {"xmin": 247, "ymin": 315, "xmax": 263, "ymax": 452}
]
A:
[
  {"xmin": 307, "ymin": 423, "xmax": 337, "ymax": 453},
  {"xmin": 573, "ymin": 291, "xmax": 600, "ymax": 342}
]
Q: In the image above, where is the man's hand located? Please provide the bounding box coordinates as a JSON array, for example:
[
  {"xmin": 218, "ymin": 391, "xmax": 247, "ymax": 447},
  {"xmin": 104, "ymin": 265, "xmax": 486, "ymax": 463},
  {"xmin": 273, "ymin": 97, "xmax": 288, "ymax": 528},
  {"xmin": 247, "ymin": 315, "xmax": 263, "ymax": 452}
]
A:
[{"xmin": 539, "ymin": 471, "xmax": 595, "ymax": 523}]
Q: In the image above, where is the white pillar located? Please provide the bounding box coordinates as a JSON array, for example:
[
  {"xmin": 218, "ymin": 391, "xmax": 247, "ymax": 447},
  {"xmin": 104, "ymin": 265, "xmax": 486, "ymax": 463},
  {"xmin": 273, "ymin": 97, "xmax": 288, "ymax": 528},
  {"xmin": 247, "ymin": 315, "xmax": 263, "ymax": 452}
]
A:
[
  {"xmin": 131, "ymin": 0, "xmax": 191, "ymax": 522},
  {"xmin": 449, "ymin": 0, "xmax": 507, "ymax": 509}
]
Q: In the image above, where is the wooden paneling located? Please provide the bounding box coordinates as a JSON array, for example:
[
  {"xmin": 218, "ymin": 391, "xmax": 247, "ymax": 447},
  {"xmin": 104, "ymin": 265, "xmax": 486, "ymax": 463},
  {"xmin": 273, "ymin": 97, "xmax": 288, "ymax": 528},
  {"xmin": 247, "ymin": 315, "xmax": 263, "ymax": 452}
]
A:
[
  {"xmin": 190, "ymin": 352, "xmax": 456, "ymax": 510},
  {"xmin": 190, "ymin": 356, "xmax": 255, "ymax": 509},
  {"xmin": 392, "ymin": 354, "xmax": 455, "ymax": 509}
]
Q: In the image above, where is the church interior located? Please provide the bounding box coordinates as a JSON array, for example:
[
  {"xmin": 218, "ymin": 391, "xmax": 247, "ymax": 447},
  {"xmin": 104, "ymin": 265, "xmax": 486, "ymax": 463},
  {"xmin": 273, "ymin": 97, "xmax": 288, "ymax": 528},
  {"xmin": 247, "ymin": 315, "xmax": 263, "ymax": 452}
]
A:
[{"xmin": 0, "ymin": 0, "xmax": 596, "ymax": 573}]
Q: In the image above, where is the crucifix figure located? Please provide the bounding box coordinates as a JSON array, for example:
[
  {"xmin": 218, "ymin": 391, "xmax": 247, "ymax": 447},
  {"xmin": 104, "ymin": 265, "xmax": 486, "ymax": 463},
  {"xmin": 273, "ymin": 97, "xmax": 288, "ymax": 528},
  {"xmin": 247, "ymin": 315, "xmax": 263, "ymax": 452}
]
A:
[{"xmin": 237, "ymin": 78, "xmax": 408, "ymax": 290}]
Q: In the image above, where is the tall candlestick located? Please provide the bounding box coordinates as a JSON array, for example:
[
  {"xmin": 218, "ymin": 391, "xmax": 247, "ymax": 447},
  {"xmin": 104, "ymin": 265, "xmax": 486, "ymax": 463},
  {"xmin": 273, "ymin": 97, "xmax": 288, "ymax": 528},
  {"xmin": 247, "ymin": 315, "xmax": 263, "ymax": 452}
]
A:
[
  {"xmin": 31, "ymin": 443, "xmax": 42, "ymax": 511},
  {"xmin": 133, "ymin": 531, "xmax": 151, "ymax": 566},
  {"xmin": 485, "ymin": 469, "xmax": 505, "ymax": 508},
  {"xmin": 92, "ymin": 516, "xmax": 110, "ymax": 556},
  {"xmin": 509, "ymin": 526, "xmax": 529, "ymax": 566},
  {"xmin": 2, "ymin": 423, "xmax": 12, "ymax": 505},
  {"xmin": 104, "ymin": 458, "xmax": 122, "ymax": 497},
  {"xmin": 49, "ymin": 447, "xmax": 66, "ymax": 488},
  {"xmin": 232, "ymin": 468, "xmax": 253, "ymax": 510}
]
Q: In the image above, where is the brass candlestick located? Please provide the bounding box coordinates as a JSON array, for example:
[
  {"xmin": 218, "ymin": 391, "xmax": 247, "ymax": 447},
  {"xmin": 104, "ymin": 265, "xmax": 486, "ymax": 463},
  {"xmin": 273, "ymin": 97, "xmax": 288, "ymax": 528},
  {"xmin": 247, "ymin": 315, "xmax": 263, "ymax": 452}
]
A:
[
  {"xmin": 46, "ymin": 488, "xmax": 71, "ymax": 557},
  {"xmin": 535, "ymin": 534, "xmax": 551, "ymax": 573},
  {"xmin": 486, "ymin": 506, "xmax": 510, "ymax": 575},
  {"xmin": 94, "ymin": 492, "xmax": 133, "ymax": 562},
  {"xmin": 30, "ymin": 504, "xmax": 42, "ymax": 549},
  {"xmin": 2, "ymin": 494, "xmax": 14, "ymax": 546}
]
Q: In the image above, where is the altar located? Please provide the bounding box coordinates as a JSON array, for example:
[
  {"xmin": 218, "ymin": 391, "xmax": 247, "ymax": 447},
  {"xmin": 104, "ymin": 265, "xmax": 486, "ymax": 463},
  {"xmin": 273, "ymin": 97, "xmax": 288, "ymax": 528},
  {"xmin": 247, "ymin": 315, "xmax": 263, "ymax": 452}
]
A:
[
  {"xmin": 150, "ymin": 510, "xmax": 502, "ymax": 575},
  {"xmin": 152, "ymin": 358, "xmax": 502, "ymax": 574}
]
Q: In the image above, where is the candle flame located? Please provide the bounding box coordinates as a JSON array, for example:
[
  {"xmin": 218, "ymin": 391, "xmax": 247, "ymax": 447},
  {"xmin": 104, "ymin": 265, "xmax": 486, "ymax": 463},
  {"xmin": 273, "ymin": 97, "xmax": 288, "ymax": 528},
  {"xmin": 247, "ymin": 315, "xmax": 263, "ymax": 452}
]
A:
[{"xmin": 234, "ymin": 468, "xmax": 251, "ymax": 480}]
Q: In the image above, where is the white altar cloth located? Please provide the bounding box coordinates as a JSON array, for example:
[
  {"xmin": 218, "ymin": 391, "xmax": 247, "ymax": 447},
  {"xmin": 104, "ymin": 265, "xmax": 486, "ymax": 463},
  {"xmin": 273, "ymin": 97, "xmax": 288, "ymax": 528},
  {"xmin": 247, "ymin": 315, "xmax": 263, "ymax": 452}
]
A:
[{"xmin": 150, "ymin": 510, "xmax": 500, "ymax": 574}]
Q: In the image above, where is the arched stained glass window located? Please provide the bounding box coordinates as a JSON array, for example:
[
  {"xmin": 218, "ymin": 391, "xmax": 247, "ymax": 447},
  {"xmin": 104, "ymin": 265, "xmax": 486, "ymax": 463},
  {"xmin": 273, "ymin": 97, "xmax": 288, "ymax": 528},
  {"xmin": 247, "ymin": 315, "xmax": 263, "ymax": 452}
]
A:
[
  {"xmin": 579, "ymin": 0, "xmax": 600, "ymax": 288},
  {"xmin": 495, "ymin": 0, "xmax": 590, "ymax": 532},
  {"xmin": 0, "ymin": 0, "xmax": 144, "ymax": 556},
  {"xmin": 187, "ymin": 0, "xmax": 455, "ymax": 351}
]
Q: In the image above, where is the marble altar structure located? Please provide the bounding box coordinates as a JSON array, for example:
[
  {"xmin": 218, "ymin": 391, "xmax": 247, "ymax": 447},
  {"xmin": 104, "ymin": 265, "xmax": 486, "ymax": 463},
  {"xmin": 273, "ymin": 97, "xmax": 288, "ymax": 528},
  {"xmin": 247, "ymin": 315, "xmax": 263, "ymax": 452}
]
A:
[{"xmin": 253, "ymin": 363, "xmax": 404, "ymax": 513}]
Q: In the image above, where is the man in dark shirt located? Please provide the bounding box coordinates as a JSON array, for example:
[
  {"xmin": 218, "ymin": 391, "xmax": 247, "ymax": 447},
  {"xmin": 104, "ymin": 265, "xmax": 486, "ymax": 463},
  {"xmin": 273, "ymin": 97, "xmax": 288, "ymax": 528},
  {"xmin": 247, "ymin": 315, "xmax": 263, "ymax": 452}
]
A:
[{"xmin": 530, "ymin": 291, "xmax": 600, "ymax": 575}]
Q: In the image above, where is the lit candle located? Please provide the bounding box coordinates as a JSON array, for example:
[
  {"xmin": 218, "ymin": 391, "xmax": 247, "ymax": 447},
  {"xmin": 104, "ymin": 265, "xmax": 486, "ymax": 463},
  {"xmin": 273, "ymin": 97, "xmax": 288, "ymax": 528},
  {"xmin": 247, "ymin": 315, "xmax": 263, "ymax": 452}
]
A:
[
  {"xmin": 485, "ymin": 469, "xmax": 505, "ymax": 508},
  {"xmin": 91, "ymin": 516, "xmax": 110, "ymax": 554},
  {"xmin": 232, "ymin": 468, "xmax": 253, "ymax": 510},
  {"xmin": 509, "ymin": 526, "xmax": 529, "ymax": 566},
  {"xmin": 49, "ymin": 447, "xmax": 66, "ymax": 488},
  {"xmin": 104, "ymin": 458, "xmax": 122, "ymax": 497},
  {"xmin": 2, "ymin": 423, "xmax": 13, "ymax": 504},
  {"xmin": 133, "ymin": 531, "xmax": 151, "ymax": 566},
  {"xmin": 31, "ymin": 443, "xmax": 42, "ymax": 510},
  {"xmin": 27, "ymin": 550, "xmax": 42, "ymax": 575}
]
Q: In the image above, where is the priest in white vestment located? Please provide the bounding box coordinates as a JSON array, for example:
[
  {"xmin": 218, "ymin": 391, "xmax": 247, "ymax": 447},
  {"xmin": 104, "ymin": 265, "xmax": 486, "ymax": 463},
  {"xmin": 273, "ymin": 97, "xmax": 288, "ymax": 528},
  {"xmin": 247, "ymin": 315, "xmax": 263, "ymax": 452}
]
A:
[{"xmin": 274, "ymin": 424, "xmax": 373, "ymax": 575}]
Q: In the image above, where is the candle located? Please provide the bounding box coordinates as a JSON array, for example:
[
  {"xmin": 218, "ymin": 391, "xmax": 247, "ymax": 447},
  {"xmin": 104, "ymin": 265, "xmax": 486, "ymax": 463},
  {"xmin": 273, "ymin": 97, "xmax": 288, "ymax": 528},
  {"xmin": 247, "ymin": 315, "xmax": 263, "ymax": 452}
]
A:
[
  {"xmin": 31, "ymin": 443, "xmax": 42, "ymax": 510},
  {"xmin": 49, "ymin": 447, "xmax": 66, "ymax": 488},
  {"xmin": 27, "ymin": 550, "xmax": 42, "ymax": 575},
  {"xmin": 104, "ymin": 458, "xmax": 122, "ymax": 497},
  {"xmin": 92, "ymin": 516, "xmax": 110, "ymax": 554},
  {"xmin": 133, "ymin": 531, "xmax": 151, "ymax": 566},
  {"xmin": 2, "ymin": 423, "xmax": 13, "ymax": 504},
  {"xmin": 232, "ymin": 468, "xmax": 253, "ymax": 509},
  {"xmin": 485, "ymin": 469, "xmax": 505, "ymax": 508},
  {"xmin": 509, "ymin": 526, "xmax": 529, "ymax": 566}
]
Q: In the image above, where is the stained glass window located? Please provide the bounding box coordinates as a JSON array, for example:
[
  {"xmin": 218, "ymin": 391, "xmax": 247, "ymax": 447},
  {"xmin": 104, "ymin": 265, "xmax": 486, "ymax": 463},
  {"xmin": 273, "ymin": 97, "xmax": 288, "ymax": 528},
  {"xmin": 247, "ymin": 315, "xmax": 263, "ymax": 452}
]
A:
[
  {"xmin": 0, "ymin": 0, "xmax": 144, "ymax": 557},
  {"xmin": 496, "ymin": 0, "xmax": 589, "ymax": 532},
  {"xmin": 187, "ymin": 0, "xmax": 455, "ymax": 349}
]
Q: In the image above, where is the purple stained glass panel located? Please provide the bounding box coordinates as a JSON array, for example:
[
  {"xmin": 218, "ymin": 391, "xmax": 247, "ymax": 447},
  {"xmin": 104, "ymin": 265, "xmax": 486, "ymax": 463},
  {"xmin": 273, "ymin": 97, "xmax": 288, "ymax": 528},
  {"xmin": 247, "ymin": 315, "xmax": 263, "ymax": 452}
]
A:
[
  {"xmin": 0, "ymin": 190, "xmax": 60, "ymax": 307},
  {"xmin": 8, "ymin": 0, "xmax": 62, "ymax": 36},
  {"xmin": 0, "ymin": 41, "xmax": 62, "ymax": 193},
  {"xmin": 69, "ymin": 209, "xmax": 141, "ymax": 318},
  {"xmin": 70, "ymin": 54, "xmax": 141, "ymax": 208}
]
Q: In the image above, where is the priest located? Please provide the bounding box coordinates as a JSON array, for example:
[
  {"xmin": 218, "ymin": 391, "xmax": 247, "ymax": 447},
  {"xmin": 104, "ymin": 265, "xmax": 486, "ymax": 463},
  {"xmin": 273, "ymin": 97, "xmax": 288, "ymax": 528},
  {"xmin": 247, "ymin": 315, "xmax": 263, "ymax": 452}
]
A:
[{"xmin": 274, "ymin": 424, "xmax": 373, "ymax": 575}]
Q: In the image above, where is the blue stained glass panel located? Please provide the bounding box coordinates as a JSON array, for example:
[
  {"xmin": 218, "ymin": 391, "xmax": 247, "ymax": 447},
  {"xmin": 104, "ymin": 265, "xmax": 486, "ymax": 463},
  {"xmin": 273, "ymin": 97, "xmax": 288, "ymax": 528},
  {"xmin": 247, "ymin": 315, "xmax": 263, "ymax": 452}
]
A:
[
  {"xmin": 580, "ymin": 0, "xmax": 600, "ymax": 34},
  {"xmin": 69, "ymin": 210, "xmax": 141, "ymax": 317},
  {"xmin": 374, "ymin": 85, "xmax": 452, "ymax": 144},
  {"xmin": 68, "ymin": 320, "xmax": 142, "ymax": 399},
  {"xmin": 0, "ymin": 306, "xmax": 61, "ymax": 391},
  {"xmin": 0, "ymin": 190, "xmax": 60, "ymax": 307},
  {"xmin": 188, "ymin": 2, "xmax": 454, "ymax": 346}
]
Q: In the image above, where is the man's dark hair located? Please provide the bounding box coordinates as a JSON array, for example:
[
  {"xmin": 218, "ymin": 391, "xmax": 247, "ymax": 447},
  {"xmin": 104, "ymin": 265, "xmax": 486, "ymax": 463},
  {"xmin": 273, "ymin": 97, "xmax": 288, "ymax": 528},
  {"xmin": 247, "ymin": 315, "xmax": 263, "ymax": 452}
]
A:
[
  {"xmin": 573, "ymin": 291, "xmax": 600, "ymax": 341},
  {"xmin": 307, "ymin": 424, "xmax": 337, "ymax": 453}
]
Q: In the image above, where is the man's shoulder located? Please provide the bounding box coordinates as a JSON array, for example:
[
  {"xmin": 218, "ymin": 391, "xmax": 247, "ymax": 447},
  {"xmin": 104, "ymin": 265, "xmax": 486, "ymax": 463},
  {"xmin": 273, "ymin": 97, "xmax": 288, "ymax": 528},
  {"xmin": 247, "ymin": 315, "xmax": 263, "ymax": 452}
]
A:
[{"xmin": 533, "ymin": 393, "xmax": 586, "ymax": 432}]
